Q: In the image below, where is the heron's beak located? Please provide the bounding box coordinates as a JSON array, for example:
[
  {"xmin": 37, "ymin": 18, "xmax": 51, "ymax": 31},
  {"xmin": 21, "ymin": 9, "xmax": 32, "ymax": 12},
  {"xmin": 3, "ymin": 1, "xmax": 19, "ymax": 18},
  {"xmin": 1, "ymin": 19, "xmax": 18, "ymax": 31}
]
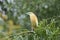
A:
[
  {"xmin": 25, "ymin": 13, "xmax": 30, "ymax": 17},
  {"xmin": 25, "ymin": 13, "xmax": 29, "ymax": 15}
]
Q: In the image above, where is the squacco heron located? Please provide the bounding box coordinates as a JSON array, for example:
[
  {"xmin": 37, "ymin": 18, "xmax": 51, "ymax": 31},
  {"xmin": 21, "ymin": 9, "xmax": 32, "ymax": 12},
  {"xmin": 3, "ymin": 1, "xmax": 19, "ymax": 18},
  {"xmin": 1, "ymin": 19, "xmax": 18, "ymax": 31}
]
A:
[{"xmin": 26, "ymin": 12, "xmax": 38, "ymax": 31}]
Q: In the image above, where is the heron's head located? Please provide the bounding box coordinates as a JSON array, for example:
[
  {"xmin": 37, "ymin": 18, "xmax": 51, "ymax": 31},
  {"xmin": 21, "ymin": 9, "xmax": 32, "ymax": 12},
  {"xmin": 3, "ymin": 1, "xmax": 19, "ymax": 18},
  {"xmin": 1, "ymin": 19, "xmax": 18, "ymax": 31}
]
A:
[{"xmin": 26, "ymin": 12, "xmax": 34, "ymax": 16}]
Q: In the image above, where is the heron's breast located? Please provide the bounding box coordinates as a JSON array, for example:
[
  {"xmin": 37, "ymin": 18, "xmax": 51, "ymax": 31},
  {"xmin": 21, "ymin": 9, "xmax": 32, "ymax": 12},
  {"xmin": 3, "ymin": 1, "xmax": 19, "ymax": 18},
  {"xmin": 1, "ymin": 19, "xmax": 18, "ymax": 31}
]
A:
[
  {"xmin": 30, "ymin": 15, "xmax": 38, "ymax": 27},
  {"xmin": 30, "ymin": 15, "xmax": 37, "ymax": 22}
]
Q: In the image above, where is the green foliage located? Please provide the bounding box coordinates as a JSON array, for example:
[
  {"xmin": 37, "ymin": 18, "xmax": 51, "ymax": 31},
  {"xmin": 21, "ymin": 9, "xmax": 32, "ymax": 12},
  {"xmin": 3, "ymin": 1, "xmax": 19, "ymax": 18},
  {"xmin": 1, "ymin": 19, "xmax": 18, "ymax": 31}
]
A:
[{"xmin": 35, "ymin": 19, "xmax": 60, "ymax": 40}]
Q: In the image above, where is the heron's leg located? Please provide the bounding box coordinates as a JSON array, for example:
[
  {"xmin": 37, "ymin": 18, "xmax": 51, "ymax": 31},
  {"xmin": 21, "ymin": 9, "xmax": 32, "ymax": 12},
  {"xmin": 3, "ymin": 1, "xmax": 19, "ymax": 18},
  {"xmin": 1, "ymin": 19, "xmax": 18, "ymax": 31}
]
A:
[
  {"xmin": 31, "ymin": 27, "xmax": 34, "ymax": 31},
  {"xmin": 30, "ymin": 27, "xmax": 35, "ymax": 33}
]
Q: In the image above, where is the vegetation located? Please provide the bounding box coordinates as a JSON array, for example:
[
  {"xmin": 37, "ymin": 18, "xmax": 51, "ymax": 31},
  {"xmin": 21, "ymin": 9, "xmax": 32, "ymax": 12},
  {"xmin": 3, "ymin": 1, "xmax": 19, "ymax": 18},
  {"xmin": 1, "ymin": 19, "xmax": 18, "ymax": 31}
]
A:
[{"xmin": 0, "ymin": 0, "xmax": 60, "ymax": 40}]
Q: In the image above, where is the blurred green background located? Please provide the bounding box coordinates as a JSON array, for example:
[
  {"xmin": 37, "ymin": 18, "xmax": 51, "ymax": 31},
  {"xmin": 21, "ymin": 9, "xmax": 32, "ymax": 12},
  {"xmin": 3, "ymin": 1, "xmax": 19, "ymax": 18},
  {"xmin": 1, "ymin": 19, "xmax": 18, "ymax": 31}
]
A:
[{"xmin": 0, "ymin": 0, "xmax": 60, "ymax": 40}]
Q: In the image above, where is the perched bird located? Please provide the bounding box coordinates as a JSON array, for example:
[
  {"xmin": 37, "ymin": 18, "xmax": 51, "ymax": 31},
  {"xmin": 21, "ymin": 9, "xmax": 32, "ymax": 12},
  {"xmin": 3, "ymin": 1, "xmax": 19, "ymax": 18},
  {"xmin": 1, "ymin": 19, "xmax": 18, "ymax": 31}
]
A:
[{"xmin": 26, "ymin": 12, "xmax": 38, "ymax": 31}]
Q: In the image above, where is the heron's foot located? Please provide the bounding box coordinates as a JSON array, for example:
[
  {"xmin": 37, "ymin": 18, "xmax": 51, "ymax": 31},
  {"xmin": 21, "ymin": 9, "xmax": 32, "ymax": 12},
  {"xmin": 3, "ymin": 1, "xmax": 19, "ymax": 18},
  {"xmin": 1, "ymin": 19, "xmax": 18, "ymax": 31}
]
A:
[{"xmin": 30, "ymin": 30, "xmax": 35, "ymax": 34}]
